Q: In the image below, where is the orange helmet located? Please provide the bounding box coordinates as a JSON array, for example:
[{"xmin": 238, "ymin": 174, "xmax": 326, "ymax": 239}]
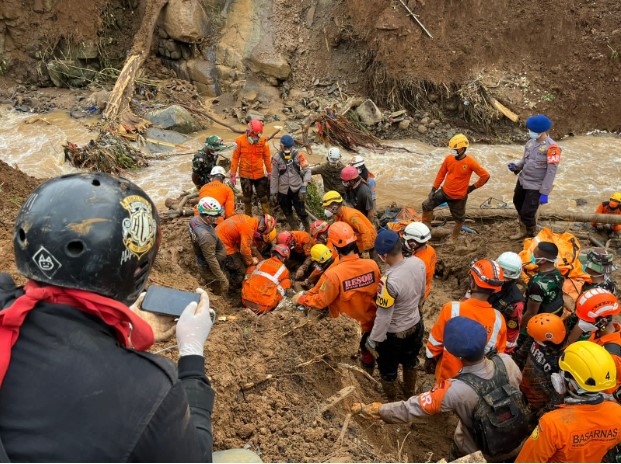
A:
[
  {"xmin": 469, "ymin": 259, "xmax": 504, "ymax": 291},
  {"xmin": 576, "ymin": 288, "xmax": 620, "ymax": 323},
  {"xmin": 259, "ymin": 214, "xmax": 276, "ymax": 234},
  {"xmin": 328, "ymin": 221, "xmax": 356, "ymax": 247},
  {"xmin": 248, "ymin": 119, "xmax": 263, "ymax": 137},
  {"xmin": 527, "ymin": 313, "xmax": 566, "ymax": 344},
  {"xmin": 271, "ymin": 244, "xmax": 290, "ymax": 260},
  {"xmin": 277, "ymin": 230, "xmax": 295, "ymax": 249},
  {"xmin": 310, "ymin": 220, "xmax": 330, "ymax": 240}
]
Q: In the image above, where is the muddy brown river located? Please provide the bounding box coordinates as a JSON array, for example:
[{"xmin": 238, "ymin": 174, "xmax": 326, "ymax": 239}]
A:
[{"xmin": 1, "ymin": 108, "xmax": 619, "ymax": 214}]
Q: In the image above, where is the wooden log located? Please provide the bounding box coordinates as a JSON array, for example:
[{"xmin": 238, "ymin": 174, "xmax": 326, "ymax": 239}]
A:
[
  {"xmin": 104, "ymin": 0, "xmax": 168, "ymax": 122},
  {"xmin": 317, "ymin": 385, "xmax": 356, "ymax": 415},
  {"xmin": 487, "ymin": 96, "xmax": 519, "ymax": 122},
  {"xmin": 433, "ymin": 208, "xmax": 621, "ymax": 225}
]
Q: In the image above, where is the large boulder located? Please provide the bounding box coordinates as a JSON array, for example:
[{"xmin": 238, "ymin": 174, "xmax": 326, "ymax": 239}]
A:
[
  {"xmin": 47, "ymin": 59, "xmax": 95, "ymax": 88},
  {"xmin": 186, "ymin": 59, "xmax": 217, "ymax": 96},
  {"xmin": 161, "ymin": 0, "xmax": 209, "ymax": 43},
  {"xmin": 355, "ymin": 99, "xmax": 384, "ymax": 126},
  {"xmin": 144, "ymin": 128, "xmax": 190, "ymax": 154},
  {"xmin": 145, "ymin": 105, "xmax": 200, "ymax": 134},
  {"xmin": 245, "ymin": 37, "xmax": 291, "ymax": 80}
]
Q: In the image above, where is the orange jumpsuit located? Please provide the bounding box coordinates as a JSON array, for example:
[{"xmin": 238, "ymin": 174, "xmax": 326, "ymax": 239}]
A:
[
  {"xmin": 194, "ymin": 180, "xmax": 235, "ymax": 219},
  {"xmin": 307, "ymin": 240, "xmax": 338, "ymax": 283},
  {"xmin": 299, "ymin": 257, "xmax": 340, "ymax": 311},
  {"xmin": 516, "ymin": 401, "xmax": 621, "ymax": 463},
  {"xmin": 231, "ymin": 135, "xmax": 271, "ymax": 180},
  {"xmin": 414, "ymin": 244, "xmax": 436, "ymax": 300},
  {"xmin": 215, "ymin": 214, "xmax": 259, "ymax": 265},
  {"xmin": 335, "ymin": 205, "xmax": 377, "ymax": 253},
  {"xmin": 426, "ymin": 299, "xmax": 507, "ymax": 383},
  {"xmin": 241, "ymin": 257, "xmax": 291, "ymax": 314},
  {"xmin": 589, "ymin": 323, "xmax": 621, "ymax": 393},
  {"xmin": 432, "ymin": 155, "xmax": 490, "ymax": 199},
  {"xmin": 291, "ymin": 231, "xmax": 315, "ymax": 256},
  {"xmin": 298, "ymin": 254, "xmax": 380, "ymax": 332},
  {"xmin": 592, "ymin": 202, "xmax": 621, "ymax": 232}
]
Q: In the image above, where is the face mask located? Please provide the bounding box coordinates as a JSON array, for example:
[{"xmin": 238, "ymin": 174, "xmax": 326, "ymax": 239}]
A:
[
  {"xmin": 528, "ymin": 130, "xmax": 540, "ymax": 139},
  {"xmin": 324, "ymin": 209, "xmax": 334, "ymax": 218},
  {"xmin": 450, "ymin": 149, "xmax": 459, "ymax": 156},
  {"xmin": 610, "ymin": 201, "xmax": 619, "ymax": 209},
  {"xmin": 530, "ymin": 255, "xmax": 537, "ymax": 265},
  {"xmin": 578, "ymin": 319, "xmax": 599, "ymax": 333},
  {"xmin": 342, "ymin": 181, "xmax": 351, "ymax": 189},
  {"xmin": 378, "ymin": 254, "xmax": 387, "ymax": 263},
  {"xmin": 248, "ymin": 135, "xmax": 260, "ymax": 144},
  {"xmin": 551, "ymin": 373, "xmax": 566, "ymax": 395},
  {"xmin": 253, "ymin": 231, "xmax": 262, "ymax": 240}
]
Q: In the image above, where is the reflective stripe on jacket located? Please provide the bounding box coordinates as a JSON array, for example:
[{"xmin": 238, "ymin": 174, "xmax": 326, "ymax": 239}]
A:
[{"xmin": 242, "ymin": 257, "xmax": 291, "ymax": 314}]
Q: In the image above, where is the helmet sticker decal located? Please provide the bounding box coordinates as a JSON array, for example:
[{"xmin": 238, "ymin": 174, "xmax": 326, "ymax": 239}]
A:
[
  {"xmin": 32, "ymin": 246, "xmax": 62, "ymax": 278},
  {"xmin": 120, "ymin": 195, "xmax": 157, "ymax": 260}
]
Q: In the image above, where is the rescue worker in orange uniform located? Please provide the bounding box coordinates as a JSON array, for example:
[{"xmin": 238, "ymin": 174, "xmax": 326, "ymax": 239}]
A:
[
  {"xmin": 425, "ymin": 259, "xmax": 507, "ymax": 383},
  {"xmin": 422, "ymin": 134, "xmax": 490, "ymax": 238},
  {"xmin": 592, "ymin": 192, "xmax": 621, "ymax": 235},
  {"xmin": 230, "ymin": 119, "xmax": 271, "ymax": 215},
  {"xmin": 516, "ymin": 341, "xmax": 621, "ymax": 463},
  {"xmin": 296, "ymin": 243, "xmax": 339, "ymax": 300},
  {"xmin": 322, "ymin": 191, "xmax": 377, "ymax": 255},
  {"xmin": 565, "ymin": 288, "xmax": 621, "ymax": 393},
  {"xmin": 292, "ymin": 222, "xmax": 380, "ymax": 373},
  {"xmin": 401, "ymin": 222, "xmax": 436, "ymax": 301},
  {"xmin": 303, "ymin": 220, "xmax": 337, "ymax": 288},
  {"xmin": 241, "ymin": 245, "xmax": 291, "ymax": 314},
  {"xmin": 194, "ymin": 166, "xmax": 235, "ymax": 221},
  {"xmin": 352, "ymin": 317, "xmax": 527, "ymax": 462},
  {"xmin": 519, "ymin": 313, "xmax": 566, "ymax": 419},
  {"xmin": 276, "ymin": 230, "xmax": 315, "ymax": 281},
  {"xmin": 215, "ymin": 213, "xmax": 276, "ymax": 288}
]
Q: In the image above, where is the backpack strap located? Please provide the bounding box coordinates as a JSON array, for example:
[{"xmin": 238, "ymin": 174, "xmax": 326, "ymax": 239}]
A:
[{"xmin": 456, "ymin": 354, "xmax": 507, "ymax": 398}]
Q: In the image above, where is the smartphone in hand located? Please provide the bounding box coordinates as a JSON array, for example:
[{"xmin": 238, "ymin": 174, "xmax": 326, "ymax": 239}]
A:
[{"xmin": 141, "ymin": 285, "xmax": 200, "ymax": 318}]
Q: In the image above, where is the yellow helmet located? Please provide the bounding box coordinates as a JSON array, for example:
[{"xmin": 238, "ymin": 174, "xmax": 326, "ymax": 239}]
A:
[
  {"xmin": 448, "ymin": 133, "xmax": 469, "ymax": 150},
  {"xmin": 559, "ymin": 341, "xmax": 617, "ymax": 392},
  {"xmin": 322, "ymin": 190, "xmax": 343, "ymax": 207},
  {"xmin": 310, "ymin": 244, "xmax": 332, "ymax": 264},
  {"xmin": 610, "ymin": 192, "xmax": 621, "ymax": 203},
  {"xmin": 263, "ymin": 228, "xmax": 277, "ymax": 243}
]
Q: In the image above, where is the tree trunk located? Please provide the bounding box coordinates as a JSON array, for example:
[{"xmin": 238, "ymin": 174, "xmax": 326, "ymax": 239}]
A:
[
  {"xmin": 433, "ymin": 208, "xmax": 621, "ymax": 225},
  {"xmin": 103, "ymin": 0, "xmax": 169, "ymax": 122}
]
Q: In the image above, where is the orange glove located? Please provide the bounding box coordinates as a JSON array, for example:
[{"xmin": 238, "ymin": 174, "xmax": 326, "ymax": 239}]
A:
[{"xmin": 351, "ymin": 402, "xmax": 382, "ymax": 420}]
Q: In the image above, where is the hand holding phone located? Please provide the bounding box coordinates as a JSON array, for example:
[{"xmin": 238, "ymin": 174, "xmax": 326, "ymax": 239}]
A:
[{"xmin": 177, "ymin": 288, "xmax": 215, "ymax": 357}]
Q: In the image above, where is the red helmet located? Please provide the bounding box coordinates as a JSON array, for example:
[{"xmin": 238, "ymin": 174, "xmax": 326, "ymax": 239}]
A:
[
  {"xmin": 272, "ymin": 244, "xmax": 290, "ymax": 260},
  {"xmin": 277, "ymin": 230, "xmax": 295, "ymax": 249},
  {"xmin": 259, "ymin": 214, "xmax": 276, "ymax": 234},
  {"xmin": 576, "ymin": 288, "xmax": 620, "ymax": 323},
  {"xmin": 310, "ymin": 220, "xmax": 330, "ymax": 240},
  {"xmin": 248, "ymin": 119, "xmax": 264, "ymax": 137},
  {"xmin": 469, "ymin": 259, "xmax": 504, "ymax": 291},
  {"xmin": 340, "ymin": 166, "xmax": 359, "ymax": 181},
  {"xmin": 328, "ymin": 221, "xmax": 356, "ymax": 247}
]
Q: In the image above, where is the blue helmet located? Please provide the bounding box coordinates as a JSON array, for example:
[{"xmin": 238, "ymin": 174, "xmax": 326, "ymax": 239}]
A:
[
  {"xmin": 444, "ymin": 316, "xmax": 488, "ymax": 359},
  {"xmin": 526, "ymin": 115, "xmax": 552, "ymax": 133},
  {"xmin": 280, "ymin": 134, "xmax": 295, "ymax": 148}
]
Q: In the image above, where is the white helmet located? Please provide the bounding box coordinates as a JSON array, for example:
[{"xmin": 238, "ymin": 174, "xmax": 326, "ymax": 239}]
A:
[
  {"xmin": 350, "ymin": 155, "xmax": 365, "ymax": 168},
  {"xmin": 210, "ymin": 166, "xmax": 227, "ymax": 177},
  {"xmin": 197, "ymin": 197, "xmax": 223, "ymax": 216},
  {"xmin": 402, "ymin": 222, "xmax": 431, "ymax": 250},
  {"xmin": 496, "ymin": 252, "xmax": 523, "ymax": 280},
  {"xmin": 327, "ymin": 147, "xmax": 341, "ymax": 162}
]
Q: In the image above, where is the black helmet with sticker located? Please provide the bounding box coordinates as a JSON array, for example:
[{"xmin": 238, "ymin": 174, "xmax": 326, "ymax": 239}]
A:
[{"xmin": 13, "ymin": 173, "xmax": 161, "ymax": 305}]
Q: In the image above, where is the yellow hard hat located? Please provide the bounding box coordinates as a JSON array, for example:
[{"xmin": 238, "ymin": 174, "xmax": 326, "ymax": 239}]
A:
[
  {"xmin": 610, "ymin": 192, "xmax": 621, "ymax": 203},
  {"xmin": 310, "ymin": 244, "xmax": 332, "ymax": 264},
  {"xmin": 322, "ymin": 190, "xmax": 343, "ymax": 207},
  {"xmin": 448, "ymin": 134, "xmax": 469, "ymax": 150},
  {"xmin": 559, "ymin": 341, "xmax": 617, "ymax": 392},
  {"xmin": 263, "ymin": 228, "xmax": 277, "ymax": 243}
]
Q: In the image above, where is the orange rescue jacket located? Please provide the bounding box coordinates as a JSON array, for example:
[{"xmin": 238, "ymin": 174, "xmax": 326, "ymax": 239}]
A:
[
  {"xmin": 432, "ymin": 154, "xmax": 490, "ymax": 200},
  {"xmin": 414, "ymin": 244, "xmax": 436, "ymax": 300},
  {"xmin": 335, "ymin": 205, "xmax": 378, "ymax": 253},
  {"xmin": 194, "ymin": 180, "xmax": 236, "ymax": 219},
  {"xmin": 298, "ymin": 254, "xmax": 379, "ymax": 332},
  {"xmin": 427, "ymin": 299, "xmax": 507, "ymax": 383},
  {"xmin": 215, "ymin": 214, "xmax": 259, "ymax": 265},
  {"xmin": 516, "ymin": 401, "xmax": 621, "ymax": 463},
  {"xmin": 231, "ymin": 134, "xmax": 271, "ymax": 180},
  {"xmin": 291, "ymin": 231, "xmax": 315, "ymax": 256},
  {"xmin": 589, "ymin": 323, "xmax": 621, "ymax": 393},
  {"xmin": 242, "ymin": 257, "xmax": 291, "ymax": 314}
]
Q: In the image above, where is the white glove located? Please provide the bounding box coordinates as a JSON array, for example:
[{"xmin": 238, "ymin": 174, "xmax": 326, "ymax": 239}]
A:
[{"xmin": 176, "ymin": 288, "xmax": 215, "ymax": 357}]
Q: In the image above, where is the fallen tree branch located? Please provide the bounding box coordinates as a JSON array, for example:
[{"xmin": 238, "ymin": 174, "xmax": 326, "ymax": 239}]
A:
[
  {"xmin": 336, "ymin": 413, "xmax": 352, "ymax": 447},
  {"xmin": 281, "ymin": 320, "xmax": 309, "ymax": 337},
  {"xmin": 241, "ymin": 374, "xmax": 274, "ymax": 391},
  {"xmin": 317, "ymin": 386, "xmax": 356, "ymax": 415},
  {"xmin": 295, "ymin": 353, "xmax": 328, "ymax": 369},
  {"xmin": 398, "ymin": 0, "xmax": 433, "ymax": 39},
  {"xmin": 337, "ymin": 363, "xmax": 380, "ymax": 385},
  {"xmin": 433, "ymin": 208, "xmax": 621, "ymax": 225},
  {"xmin": 178, "ymin": 103, "xmax": 245, "ymax": 134}
]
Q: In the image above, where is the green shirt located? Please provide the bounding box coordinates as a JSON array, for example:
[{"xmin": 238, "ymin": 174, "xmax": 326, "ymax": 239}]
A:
[{"xmin": 525, "ymin": 268, "xmax": 564, "ymax": 315}]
